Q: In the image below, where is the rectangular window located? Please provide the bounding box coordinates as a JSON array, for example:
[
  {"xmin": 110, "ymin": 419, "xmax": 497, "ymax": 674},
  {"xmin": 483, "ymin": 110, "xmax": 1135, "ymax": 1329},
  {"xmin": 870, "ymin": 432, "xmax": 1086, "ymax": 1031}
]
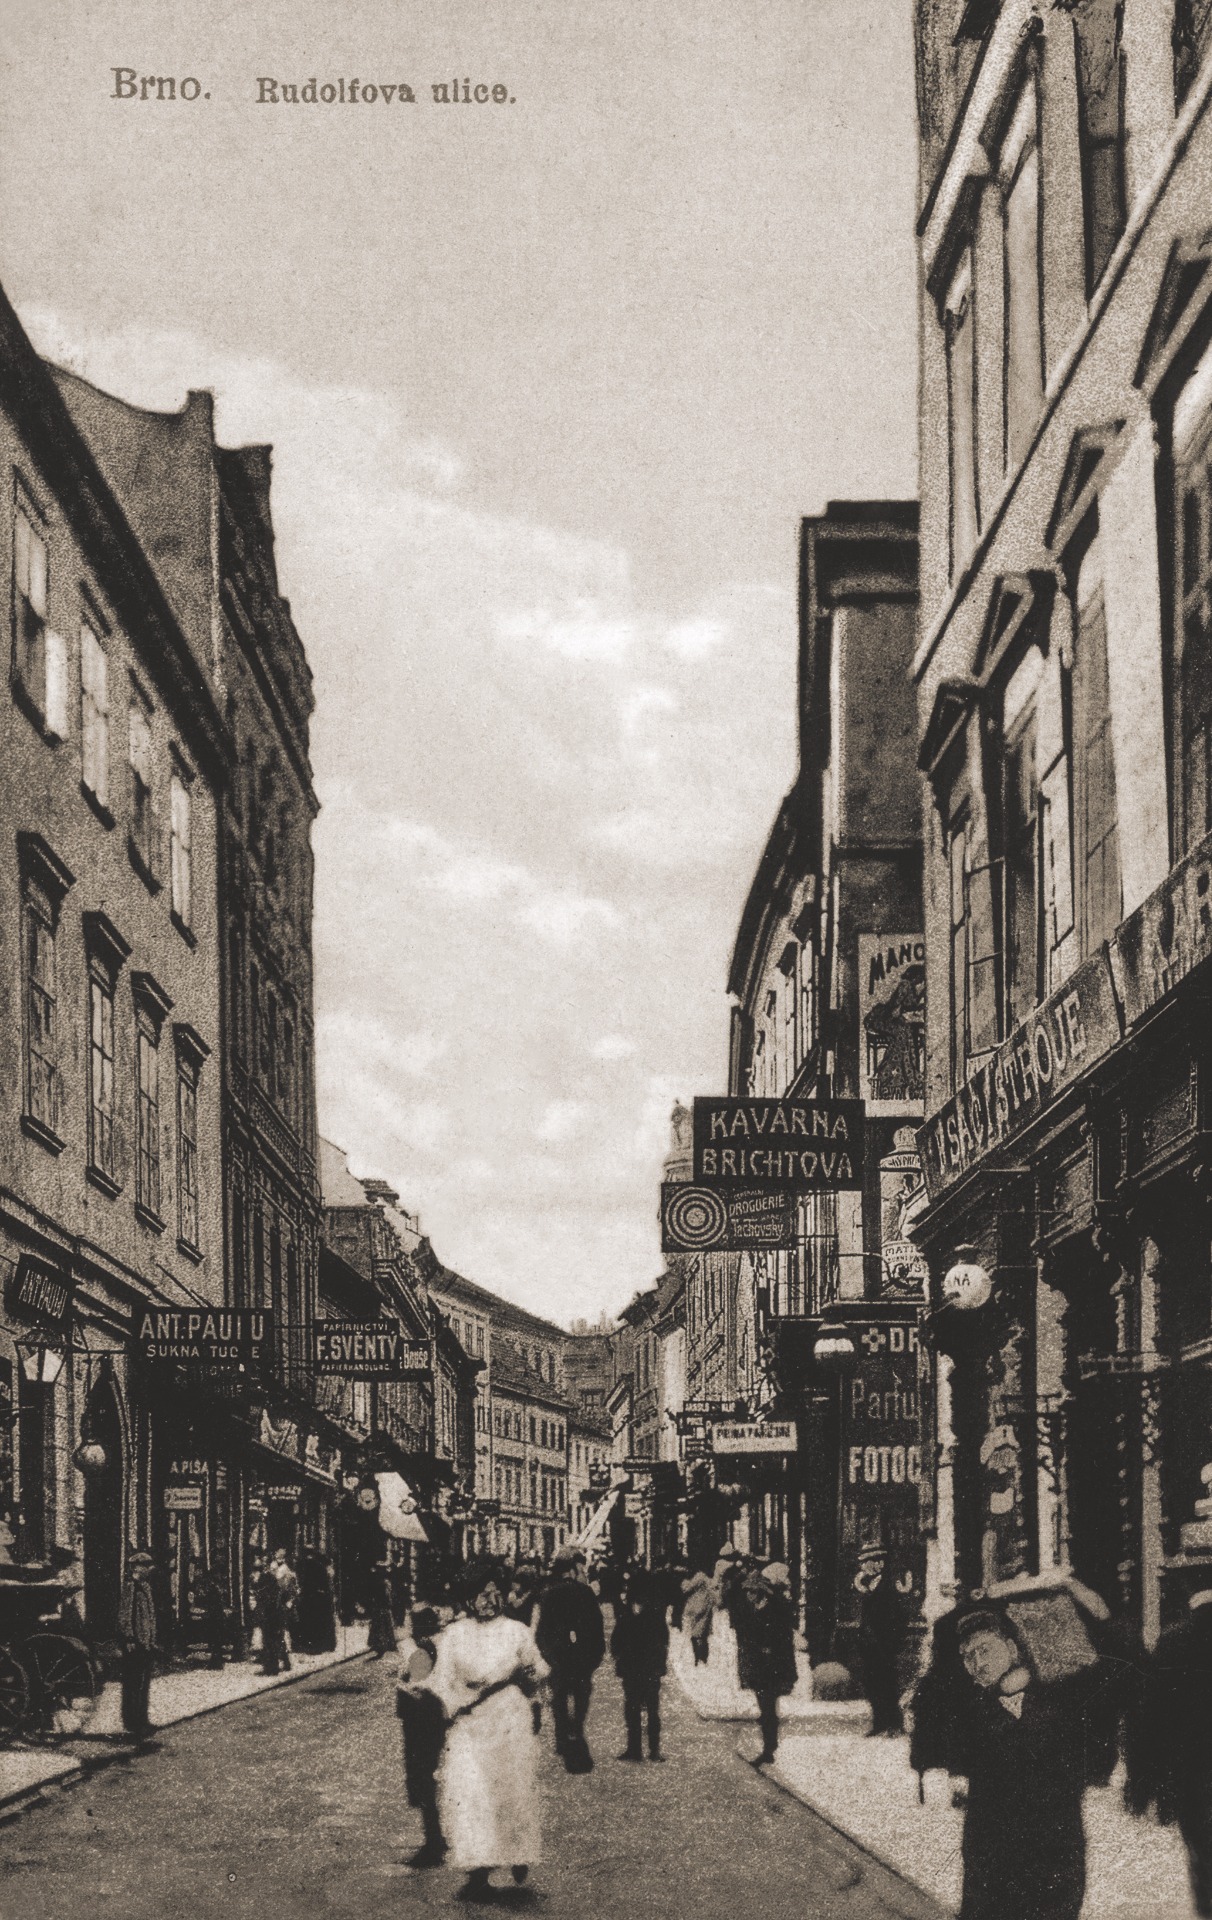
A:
[
  {"xmin": 12, "ymin": 492, "xmax": 65, "ymax": 735},
  {"xmin": 81, "ymin": 621, "xmax": 109, "ymax": 806},
  {"xmin": 170, "ymin": 767, "xmax": 192, "ymax": 928},
  {"xmin": 24, "ymin": 880, "xmax": 61, "ymax": 1137},
  {"xmin": 177, "ymin": 1066, "xmax": 199, "ymax": 1249},
  {"xmin": 1175, "ymin": 357, "xmax": 1212, "ymax": 856},
  {"xmin": 1002, "ymin": 92, "xmax": 1044, "ymax": 473},
  {"xmin": 945, "ymin": 255, "xmax": 979, "ymax": 576},
  {"xmin": 1002, "ymin": 713, "xmax": 1040, "ymax": 1029},
  {"xmin": 129, "ymin": 692, "xmax": 157, "ymax": 880},
  {"xmin": 1073, "ymin": 560, "xmax": 1121, "ymax": 952},
  {"xmin": 136, "ymin": 1020, "xmax": 161, "ymax": 1218},
  {"xmin": 1073, "ymin": 0, "xmax": 1125, "ymax": 292},
  {"xmin": 89, "ymin": 972, "xmax": 117, "ymax": 1183}
]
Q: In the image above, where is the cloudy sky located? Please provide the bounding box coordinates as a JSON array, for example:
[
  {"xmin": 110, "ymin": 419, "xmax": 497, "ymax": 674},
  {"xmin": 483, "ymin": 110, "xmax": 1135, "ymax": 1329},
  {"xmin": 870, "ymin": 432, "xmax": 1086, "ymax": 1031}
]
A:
[{"xmin": 0, "ymin": 0, "xmax": 918, "ymax": 1324}]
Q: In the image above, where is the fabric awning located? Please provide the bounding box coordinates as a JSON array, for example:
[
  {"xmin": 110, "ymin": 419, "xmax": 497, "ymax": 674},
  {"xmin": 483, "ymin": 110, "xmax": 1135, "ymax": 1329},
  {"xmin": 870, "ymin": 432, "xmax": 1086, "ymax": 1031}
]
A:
[
  {"xmin": 574, "ymin": 1487, "xmax": 619, "ymax": 1551},
  {"xmin": 376, "ymin": 1471, "xmax": 429, "ymax": 1543}
]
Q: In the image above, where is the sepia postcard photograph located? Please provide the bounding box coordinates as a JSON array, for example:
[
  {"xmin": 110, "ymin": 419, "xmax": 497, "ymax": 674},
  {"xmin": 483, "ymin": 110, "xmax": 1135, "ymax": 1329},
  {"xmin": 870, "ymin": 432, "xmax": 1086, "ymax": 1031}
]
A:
[{"xmin": 0, "ymin": 2, "xmax": 1209, "ymax": 1916}]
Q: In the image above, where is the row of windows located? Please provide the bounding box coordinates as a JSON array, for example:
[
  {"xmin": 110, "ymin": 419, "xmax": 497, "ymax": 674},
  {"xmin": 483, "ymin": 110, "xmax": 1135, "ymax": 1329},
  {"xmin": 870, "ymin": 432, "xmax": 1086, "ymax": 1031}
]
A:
[
  {"xmin": 448, "ymin": 1312, "xmax": 486, "ymax": 1358},
  {"xmin": 944, "ymin": 12, "xmax": 1130, "ymax": 580},
  {"xmin": 16, "ymin": 838, "xmax": 205, "ymax": 1248},
  {"xmin": 229, "ymin": 1188, "xmax": 310, "ymax": 1378},
  {"xmin": 492, "ymin": 1403, "xmax": 566, "ymax": 1451},
  {"xmin": 748, "ymin": 936, "xmax": 817, "ymax": 1098},
  {"xmin": 494, "ymin": 1461, "xmax": 567, "ymax": 1512},
  {"xmin": 13, "ymin": 481, "xmax": 196, "ymax": 931}
]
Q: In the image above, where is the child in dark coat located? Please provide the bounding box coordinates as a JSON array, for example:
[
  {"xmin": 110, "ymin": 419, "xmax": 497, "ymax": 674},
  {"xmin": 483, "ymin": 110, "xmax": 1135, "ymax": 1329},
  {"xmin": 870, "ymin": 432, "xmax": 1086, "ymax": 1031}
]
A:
[
  {"xmin": 396, "ymin": 1607, "xmax": 447, "ymax": 1867},
  {"xmin": 610, "ymin": 1571, "xmax": 670, "ymax": 1762}
]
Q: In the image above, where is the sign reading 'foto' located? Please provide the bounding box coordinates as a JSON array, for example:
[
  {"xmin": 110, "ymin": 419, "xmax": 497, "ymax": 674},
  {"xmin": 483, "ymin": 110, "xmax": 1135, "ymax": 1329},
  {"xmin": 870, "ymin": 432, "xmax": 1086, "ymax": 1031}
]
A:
[
  {"xmin": 310, "ymin": 1322, "xmax": 430, "ymax": 1380},
  {"xmin": 692, "ymin": 1098, "xmax": 864, "ymax": 1189},
  {"xmin": 711, "ymin": 1420, "xmax": 797, "ymax": 1454},
  {"xmin": 917, "ymin": 948, "xmax": 1121, "ymax": 1199},
  {"xmin": 660, "ymin": 1184, "xmax": 796, "ymax": 1252}
]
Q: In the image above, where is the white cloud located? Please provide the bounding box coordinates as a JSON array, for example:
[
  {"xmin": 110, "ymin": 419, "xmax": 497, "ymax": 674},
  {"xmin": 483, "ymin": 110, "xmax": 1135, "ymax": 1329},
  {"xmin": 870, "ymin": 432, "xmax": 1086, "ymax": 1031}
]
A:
[
  {"xmin": 661, "ymin": 616, "xmax": 729, "ymax": 661},
  {"xmin": 534, "ymin": 1100, "xmax": 591, "ymax": 1145},
  {"xmin": 590, "ymin": 1034, "xmax": 637, "ymax": 1062}
]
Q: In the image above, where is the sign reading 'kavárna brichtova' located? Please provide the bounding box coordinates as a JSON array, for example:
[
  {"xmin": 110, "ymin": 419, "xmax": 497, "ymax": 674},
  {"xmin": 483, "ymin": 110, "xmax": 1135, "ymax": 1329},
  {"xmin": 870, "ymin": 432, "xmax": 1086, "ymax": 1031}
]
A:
[{"xmin": 692, "ymin": 1098, "xmax": 864, "ymax": 1189}]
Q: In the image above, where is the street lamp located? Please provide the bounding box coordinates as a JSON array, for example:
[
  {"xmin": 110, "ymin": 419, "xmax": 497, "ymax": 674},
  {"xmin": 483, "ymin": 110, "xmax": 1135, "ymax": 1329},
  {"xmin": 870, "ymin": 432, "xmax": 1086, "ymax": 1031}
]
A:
[
  {"xmin": 813, "ymin": 1324, "xmax": 858, "ymax": 1373},
  {"xmin": 17, "ymin": 1336, "xmax": 66, "ymax": 1386},
  {"xmin": 942, "ymin": 1245, "xmax": 993, "ymax": 1311}
]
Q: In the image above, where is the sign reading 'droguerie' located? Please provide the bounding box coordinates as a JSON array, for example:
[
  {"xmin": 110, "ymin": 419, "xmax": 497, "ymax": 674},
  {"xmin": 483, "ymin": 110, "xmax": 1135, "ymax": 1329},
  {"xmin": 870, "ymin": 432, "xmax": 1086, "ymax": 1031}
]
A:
[
  {"xmin": 711, "ymin": 1421, "xmax": 797, "ymax": 1454},
  {"xmin": 134, "ymin": 1308, "xmax": 271, "ymax": 1369},
  {"xmin": 916, "ymin": 949, "xmax": 1121, "ymax": 1200},
  {"xmin": 692, "ymin": 1099, "xmax": 864, "ymax": 1189},
  {"xmin": 311, "ymin": 1321, "xmax": 430, "ymax": 1380},
  {"xmin": 660, "ymin": 1183, "xmax": 795, "ymax": 1252},
  {"xmin": 1110, "ymin": 828, "xmax": 1212, "ymax": 1026}
]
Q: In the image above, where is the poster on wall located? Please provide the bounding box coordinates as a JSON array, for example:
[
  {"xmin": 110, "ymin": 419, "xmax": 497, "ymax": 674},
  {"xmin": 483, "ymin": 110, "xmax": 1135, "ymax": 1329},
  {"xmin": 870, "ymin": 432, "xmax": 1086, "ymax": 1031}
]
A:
[{"xmin": 858, "ymin": 935, "xmax": 925, "ymax": 1117}]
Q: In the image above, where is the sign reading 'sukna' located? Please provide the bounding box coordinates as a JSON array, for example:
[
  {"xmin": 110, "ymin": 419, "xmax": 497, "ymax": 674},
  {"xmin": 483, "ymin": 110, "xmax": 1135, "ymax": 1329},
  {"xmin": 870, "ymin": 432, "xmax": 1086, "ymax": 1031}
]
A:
[
  {"xmin": 692, "ymin": 1097, "xmax": 864, "ymax": 1189},
  {"xmin": 917, "ymin": 949, "xmax": 1121, "ymax": 1198}
]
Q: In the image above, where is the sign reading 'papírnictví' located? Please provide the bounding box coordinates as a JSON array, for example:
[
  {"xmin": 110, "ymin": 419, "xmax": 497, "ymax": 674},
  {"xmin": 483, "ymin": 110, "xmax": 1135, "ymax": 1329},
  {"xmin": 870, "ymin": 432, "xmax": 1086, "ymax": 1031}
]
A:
[
  {"xmin": 311, "ymin": 1322, "xmax": 430, "ymax": 1379},
  {"xmin": 916, "ymin": 947, "xmax": 1121, "ymax": 1199},
  {"xmin": 692, "ymin": 1098, "xmax": 864, "ymax": 1189},
  {"xmin": 135, "ymin": 1308, "xmax": 271, "ymax": 1368}
]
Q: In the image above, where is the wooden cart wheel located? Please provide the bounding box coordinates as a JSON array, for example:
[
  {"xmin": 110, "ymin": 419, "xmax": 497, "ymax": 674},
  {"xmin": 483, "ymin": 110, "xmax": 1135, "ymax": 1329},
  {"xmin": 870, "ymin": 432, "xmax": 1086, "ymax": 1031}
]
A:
[
  {"xmin": 19, "ymin": 1632, "xmax": 98, "ymax": 1734},
  {"xmin": 0, "ymin": 1645, "xmax": 32, "ymax": 1739}
]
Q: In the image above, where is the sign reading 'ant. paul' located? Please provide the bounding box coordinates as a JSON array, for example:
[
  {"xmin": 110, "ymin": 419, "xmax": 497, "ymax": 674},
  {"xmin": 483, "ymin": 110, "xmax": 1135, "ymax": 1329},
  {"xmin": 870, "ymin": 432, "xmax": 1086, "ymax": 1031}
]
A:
[
  {"xmin": 134, "ymin": 1308, "xmax": 272, "ymax": 1371},
  {"xmin": 691, "ymin": 1097, "xmax": 864, "ymax": 1189}
]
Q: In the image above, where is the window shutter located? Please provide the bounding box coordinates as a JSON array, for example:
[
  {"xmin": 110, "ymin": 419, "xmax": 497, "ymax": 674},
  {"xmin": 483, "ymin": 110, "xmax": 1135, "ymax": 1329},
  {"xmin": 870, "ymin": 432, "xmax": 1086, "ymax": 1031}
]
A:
[
  {"xmin": 43, "ymin": 629, "xmax": 68, "ymax": 739},
  {"xmin": 966, "ymin": 856, "xmax": 1002, "ymax": 1059}
]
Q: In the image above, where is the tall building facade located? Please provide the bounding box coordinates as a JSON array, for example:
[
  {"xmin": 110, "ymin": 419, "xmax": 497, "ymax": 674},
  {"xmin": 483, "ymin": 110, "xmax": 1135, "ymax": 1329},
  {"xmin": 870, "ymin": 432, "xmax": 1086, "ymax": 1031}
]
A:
[
  {"xmin": 912, "ymin": 0, "xmax": 1212, "ymax": 1644},
  {"xmin": 0, "ymin": 288, "xmax": 227, "ymax": 1644}
]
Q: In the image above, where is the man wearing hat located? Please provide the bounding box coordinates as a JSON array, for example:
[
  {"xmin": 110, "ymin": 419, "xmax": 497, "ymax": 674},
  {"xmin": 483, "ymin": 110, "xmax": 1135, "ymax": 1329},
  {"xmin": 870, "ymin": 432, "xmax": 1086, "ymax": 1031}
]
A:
[
  {"xmin": 535, "ymin": 1547, "xmax": 604, "ymax": 1772},
  {"xmin": 117, "ymin": 1549, "xmax": 161, "ymax": 1739},
  {"xmin": 855, "ymin": 1544, "xmax": 908, "ymax": 1736}
]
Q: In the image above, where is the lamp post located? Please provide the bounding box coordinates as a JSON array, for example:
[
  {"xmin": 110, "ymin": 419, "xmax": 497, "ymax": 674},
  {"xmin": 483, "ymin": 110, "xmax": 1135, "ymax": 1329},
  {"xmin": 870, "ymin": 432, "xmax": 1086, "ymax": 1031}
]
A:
[{"xmin": 16, "ymin": 1336, "xmax": 66, "ymax": 1386}]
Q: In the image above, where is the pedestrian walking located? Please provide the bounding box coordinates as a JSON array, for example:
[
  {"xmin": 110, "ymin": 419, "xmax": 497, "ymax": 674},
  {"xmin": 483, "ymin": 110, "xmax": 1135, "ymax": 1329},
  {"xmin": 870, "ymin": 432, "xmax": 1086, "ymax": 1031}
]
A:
[
  {"xmin": 611, "ymin": 1569, "xmax": 669, "ymax": 1762},
  {"xmin": 256, "ymin": 1558, "xmax": 290, "ymax": 1674},
  {"xmin": 396, "ymin": 1605, "xmax": 447, "ymax": 1869},
  {"xmin": 117, "ymin": 1549, "xmax": 160, "ymax": 1739},
  {"xmin": 681, "ymin": 1569, "xmax": 713, "ymax": 1666},
  {"xmin": 855, "ymin": 1545, "xmax": 908, "ymax": 1735},
  {"xmin": 427, "ymin": 1564, "xmax": 547, "ymax": 1898},
  {"xmin": 706, "ymin": 1542, "xmax": 744, "ymax": 1685},
  {"xmin": 917, "ymin": 1605, "xmax": 1110, "ymax": 1920},
  {"xmin": 1126, "ymin": 1582, "xmax": 1212, "ymax": 1916},
  {"xmin": 295, "ymin": 1549, "xmax": 337, "ymax": 1654},
  {"xmin": 367, "ymin": 1555, "xmax": 399, "ymax": 1656},
  {"xmin": 733, "ymin": 1562, "xmax": 798, "ymax": 1767},
  {"xmin": 535, "ymin": 1546, "xmax": 605, "ymax": 1773},
  {"xmin": 505, "ymin": 1567, "xmax": 539, "ymax": 1625},
  {"xmin": 197, "ymin": 1566, "xmax": 228, "ymax": 1669}
]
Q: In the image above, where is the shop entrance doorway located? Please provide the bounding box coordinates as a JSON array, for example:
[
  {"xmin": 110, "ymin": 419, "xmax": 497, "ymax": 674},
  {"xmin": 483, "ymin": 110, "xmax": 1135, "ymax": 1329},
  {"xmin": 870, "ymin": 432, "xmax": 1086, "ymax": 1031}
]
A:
[{"xmin": 81, "ymin": 1370, "xmax": 124, "ymax": 1641}]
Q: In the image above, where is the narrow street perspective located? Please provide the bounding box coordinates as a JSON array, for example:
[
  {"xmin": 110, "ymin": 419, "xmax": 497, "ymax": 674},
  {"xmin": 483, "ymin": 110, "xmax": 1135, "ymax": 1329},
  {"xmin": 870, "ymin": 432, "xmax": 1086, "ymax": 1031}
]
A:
[{"xmin": 2, "ymin": 1653, "xmax": 943, "ymax": 1920}]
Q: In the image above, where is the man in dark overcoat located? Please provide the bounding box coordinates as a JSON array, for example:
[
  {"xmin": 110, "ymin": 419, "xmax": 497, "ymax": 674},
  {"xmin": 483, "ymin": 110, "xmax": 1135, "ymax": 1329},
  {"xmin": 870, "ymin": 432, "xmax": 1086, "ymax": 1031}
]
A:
[
  {"xmin": 535, "ymin": 1547, "xmax": 605, "ymax": 1771},
  {"xmin": 1126, "ymin": 1584, "xmax": 1212, "ymax": 1915},
  {"xmin": 733, "ymin": 1563, "xmax": 798, "ymax": 1766}
]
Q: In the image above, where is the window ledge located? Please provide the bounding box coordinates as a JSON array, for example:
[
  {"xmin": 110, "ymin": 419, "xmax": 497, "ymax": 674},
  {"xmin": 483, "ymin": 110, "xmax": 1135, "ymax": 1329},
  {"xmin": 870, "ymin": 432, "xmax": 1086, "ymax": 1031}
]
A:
[
  {"xmin": 80, "ymin": 783, "xmax": 115, "ymax": 830},
  {"xmin": 170, "ymin": 910, "xmax": 197, "ymax": 950},
  {"xmin": 127, "ymin": 837, "xmax": 162, "ymax": 895},
  {"xmin": 21, "ymin": 1113, "xmax": 65, "ymax": 1155},
  {"xmin": 177, "ymin": 1237, "xmax": 204, "ymax": 1265},
  {"xmin": 134, "ymin": 1201, "xmax": 167, "ymax": 1234},
  {"xmin": 86, "ymin": 1164, "xmax": 121, "ymax": 1199}
]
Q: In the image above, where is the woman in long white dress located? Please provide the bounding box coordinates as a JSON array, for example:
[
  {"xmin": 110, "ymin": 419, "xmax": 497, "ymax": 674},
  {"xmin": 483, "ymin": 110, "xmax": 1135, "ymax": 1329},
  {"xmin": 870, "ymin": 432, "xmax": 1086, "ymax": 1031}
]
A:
[{"xmin": 428, "ymin": 1567, "xmax": 548, "ymax": 1897}]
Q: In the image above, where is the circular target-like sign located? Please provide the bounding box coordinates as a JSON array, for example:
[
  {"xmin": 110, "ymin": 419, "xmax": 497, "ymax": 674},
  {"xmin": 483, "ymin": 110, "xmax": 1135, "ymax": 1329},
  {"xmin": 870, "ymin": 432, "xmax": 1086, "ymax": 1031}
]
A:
[{"xmin": 664, "ymin": 1186, "xmax": 729, "ymax": 1250}]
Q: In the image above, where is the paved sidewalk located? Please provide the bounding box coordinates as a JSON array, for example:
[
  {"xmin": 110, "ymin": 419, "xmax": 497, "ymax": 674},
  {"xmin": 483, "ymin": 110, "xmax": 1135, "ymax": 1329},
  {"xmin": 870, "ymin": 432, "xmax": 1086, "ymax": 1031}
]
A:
[
  {"xmin": 753, "ymin": 1728, "xmax": 1191, "ymax": 1920},
  {"xmin": 669, "ymin": 1625, "xmax": 870, "ymax": 1731},
  {"xmin": 0, "ymin": 1621, "xmax": 371, "ymax": 1814}
]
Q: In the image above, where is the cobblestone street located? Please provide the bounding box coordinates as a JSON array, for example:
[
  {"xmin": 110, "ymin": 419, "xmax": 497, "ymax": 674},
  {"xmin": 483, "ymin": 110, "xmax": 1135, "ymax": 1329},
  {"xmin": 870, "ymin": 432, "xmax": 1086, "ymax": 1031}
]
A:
[{"xmin": 2, "ymin": 1658, "xmax": 944, "ymax": 1920}]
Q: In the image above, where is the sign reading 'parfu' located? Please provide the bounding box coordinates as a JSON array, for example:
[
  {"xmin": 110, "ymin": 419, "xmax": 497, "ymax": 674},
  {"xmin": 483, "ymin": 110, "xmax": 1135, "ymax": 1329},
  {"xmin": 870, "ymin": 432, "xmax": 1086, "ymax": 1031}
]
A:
[
  {"xmin": 692, "ymin": 1098, "xmax": 864, "ymax": 1189},
  {"xmin": 311, "ymin": 1322, "xmax": 431, "ymax": 1380},
  {"xmin": 660, "ymin": 1184, "xmax": 796, "ymax": 1252}
]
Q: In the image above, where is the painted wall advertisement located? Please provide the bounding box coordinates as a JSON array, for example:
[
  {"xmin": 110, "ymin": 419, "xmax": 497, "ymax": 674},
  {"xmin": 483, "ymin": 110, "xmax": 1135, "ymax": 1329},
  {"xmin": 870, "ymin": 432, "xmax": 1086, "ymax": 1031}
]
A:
[{"xmin": 858, "ymin": 935, "xmax": 925, "ymax": 1116}]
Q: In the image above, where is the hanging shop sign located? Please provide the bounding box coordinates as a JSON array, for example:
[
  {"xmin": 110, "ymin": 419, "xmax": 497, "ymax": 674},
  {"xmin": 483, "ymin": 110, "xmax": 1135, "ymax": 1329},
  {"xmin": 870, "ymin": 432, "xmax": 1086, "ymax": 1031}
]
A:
[
  {"xmin": 134, "ymin": 1308, "xmax": 272, "ymax": 1371},
  {"xmin": 10, "ymin": 1256, "xmax": 73, "ymax": 1324},
  {"xmin": 1111, "ymin": 829, "xmax": 1212, "ymax": 1027},
  {"xmin": 692, "ymin": 1098, "xmax": 864, "ymax": 1190},
  {"xmin": 711, "ymin": 1420, "xmax": 797, "ymax": 1455},
  {"xmin": 858, "ymin": 936, "xmax": 926, "ymax": 1117},
  {"xmin": 917, "ymin": 949, "xmax": 1120, "ymax": 1200},
  {"xmin": 310, "ymin": 1321, "xmax": 431, "ymax": 1380},
  {"xmin": 837, "ymin": 1308, "xmax": 928, "ymax": 1626},
  {"xmin": 263, "ymin": 1484, "xmax": 302, "ymax": 1504},
  {"xmin": 660, "ymin": 1183, "xmax": 795, "ymax": 1253}
]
